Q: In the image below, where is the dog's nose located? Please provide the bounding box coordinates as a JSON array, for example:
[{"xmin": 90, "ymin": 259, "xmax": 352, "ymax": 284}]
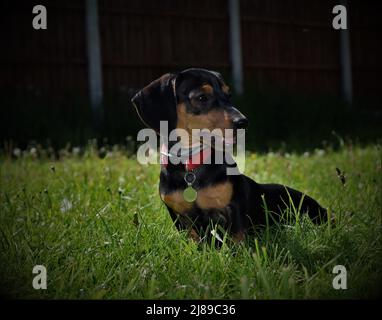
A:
[{"xmin": 233, "ymin": 117, "xmax": 248, "ymax": 129}]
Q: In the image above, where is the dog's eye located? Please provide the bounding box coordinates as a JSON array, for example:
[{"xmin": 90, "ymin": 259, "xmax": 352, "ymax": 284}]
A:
[{"xmin": 197, "ymin": 94, "xmax": 208, "ymax": 103}]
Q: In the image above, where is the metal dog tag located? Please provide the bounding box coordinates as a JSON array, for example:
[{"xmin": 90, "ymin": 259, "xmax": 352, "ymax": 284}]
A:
[
  {"xmin": 183, "ymin": 186, "xmax": 197, "ymax": 202},
  {"xmin": 183, "ymin": 171, "xmax": 197, "ymax": 202}
]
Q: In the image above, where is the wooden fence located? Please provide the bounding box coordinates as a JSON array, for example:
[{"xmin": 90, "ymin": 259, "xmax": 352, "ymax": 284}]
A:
[{"xmin": 1, "ymin": 0, "xmax": 381, "ymax": 100}]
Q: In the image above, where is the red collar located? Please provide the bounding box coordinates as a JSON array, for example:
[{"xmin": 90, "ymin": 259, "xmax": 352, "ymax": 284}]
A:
[{"xmin": 160, "ymin": 144, "xmax": 212, "ymax": 171}]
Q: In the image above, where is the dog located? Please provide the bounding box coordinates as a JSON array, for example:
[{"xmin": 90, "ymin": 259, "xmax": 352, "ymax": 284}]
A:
[{"xmin": 131, "ymin": 68, "xmax": 327, "ymax": 243}]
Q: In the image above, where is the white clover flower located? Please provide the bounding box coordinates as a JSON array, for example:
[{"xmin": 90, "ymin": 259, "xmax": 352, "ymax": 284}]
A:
[
  {"xmin": 13, "ymin": 148, "xmax": 21, "ymax": 158},
  {"xmin": 60, "ymin": 198, "xmax": 73, "ymax": 213}
]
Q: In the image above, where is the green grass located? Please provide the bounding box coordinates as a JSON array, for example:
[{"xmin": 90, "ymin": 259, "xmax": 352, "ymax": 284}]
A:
[{"xmin": 0, "ymin": 143, "xmax": 381, "ymax": 299}]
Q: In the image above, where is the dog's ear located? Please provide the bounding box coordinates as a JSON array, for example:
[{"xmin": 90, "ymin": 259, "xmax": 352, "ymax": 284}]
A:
[{"xmin": 131, "ymin": 73, "xmax": 177, "ymax": 133}]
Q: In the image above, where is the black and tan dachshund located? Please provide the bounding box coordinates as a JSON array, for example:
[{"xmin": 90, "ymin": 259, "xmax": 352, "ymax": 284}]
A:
[{"xmin": 132, "ymin": 68, "xmax": 327, "ymax": 243}]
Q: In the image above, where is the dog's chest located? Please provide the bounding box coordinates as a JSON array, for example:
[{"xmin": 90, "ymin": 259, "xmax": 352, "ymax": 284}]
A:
[{"xmin": 160, "ymin": 181, "xmax": 233, "ymax": 214}]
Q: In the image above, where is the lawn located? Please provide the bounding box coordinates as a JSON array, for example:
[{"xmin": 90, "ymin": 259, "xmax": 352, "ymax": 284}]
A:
[{"xmin": 0, "ymin": 143, "xmax": 381, "ymax": 299}]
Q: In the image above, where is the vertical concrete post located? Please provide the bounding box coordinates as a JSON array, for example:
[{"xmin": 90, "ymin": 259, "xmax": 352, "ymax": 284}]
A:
[
  {"xmin": 228, "ymin": 0, "xmax": 244, "ymax": 95},
  {"xmin": 85, "ymin": 0, "xmax": 103, "ymax": 129}
]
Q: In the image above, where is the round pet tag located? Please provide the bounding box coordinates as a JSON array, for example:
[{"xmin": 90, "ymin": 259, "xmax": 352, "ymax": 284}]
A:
[{"xmin": 183, "ymin": 186, "xmax": 197, "ymax": 202}]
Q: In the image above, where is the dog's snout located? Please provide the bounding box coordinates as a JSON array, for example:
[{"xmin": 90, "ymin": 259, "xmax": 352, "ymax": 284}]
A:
[
  {"xmin": 226, "ymin": 106, "xmax": 248, "ymax": 130},
  {"xmin": 233, "ymin": 117, "xmax": 248, "ymax": 129}
]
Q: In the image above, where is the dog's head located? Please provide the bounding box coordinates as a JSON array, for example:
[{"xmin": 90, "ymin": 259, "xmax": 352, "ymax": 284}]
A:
[{"xmin": 131, "ymin": 68, "xmax": 248, "ymax": 146}]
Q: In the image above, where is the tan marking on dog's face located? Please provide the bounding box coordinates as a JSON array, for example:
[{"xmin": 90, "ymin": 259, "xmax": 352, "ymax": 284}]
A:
[
  {"xmin": 176, "ymin": 103, "xmax": 233, "ymax": 146},
  {"xmin": 160, "ymin": 191, "xmax": 193, "ymax": 213},
  {"xmin": 201, "ymin": 84, "xmax": 214, "ymax": 95},
  {"xmin": 222, "ymin": 84, "xmax": 230, "ymax": 95},
  {"xmin": 196, "ymin": 182, "xmax": 233, "ymax": 210}
]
